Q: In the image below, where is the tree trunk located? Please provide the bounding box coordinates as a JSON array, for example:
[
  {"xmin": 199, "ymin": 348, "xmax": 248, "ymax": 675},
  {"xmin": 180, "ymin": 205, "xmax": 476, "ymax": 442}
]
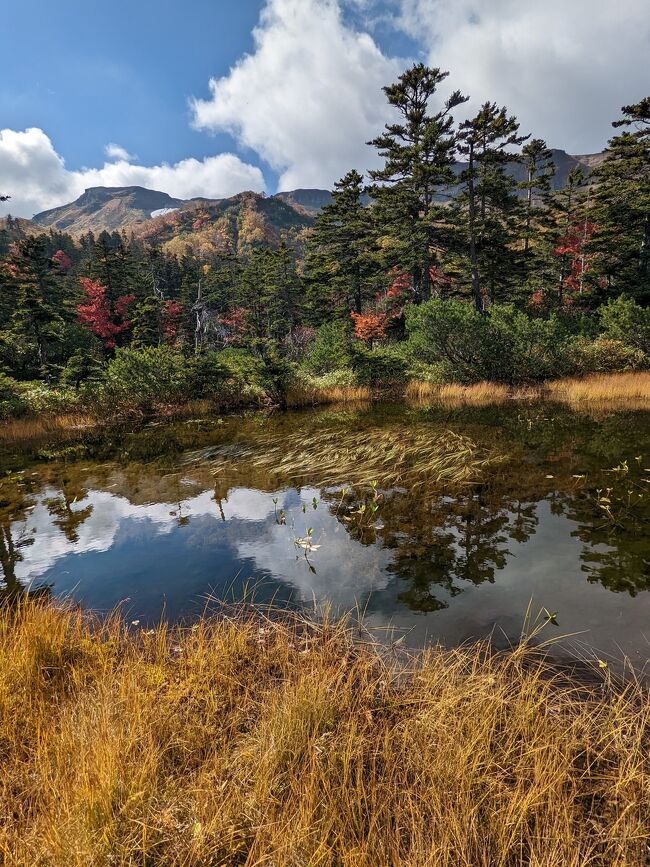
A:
[{"xmin": 467, "ymin": 146, "xmax": 483, "ymax": 312}]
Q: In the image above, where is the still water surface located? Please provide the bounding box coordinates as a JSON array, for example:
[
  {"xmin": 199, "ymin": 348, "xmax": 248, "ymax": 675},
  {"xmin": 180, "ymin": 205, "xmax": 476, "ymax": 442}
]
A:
[{"xmin": 1, "ymin": 402, "xmax": 649, "ymax": 663}]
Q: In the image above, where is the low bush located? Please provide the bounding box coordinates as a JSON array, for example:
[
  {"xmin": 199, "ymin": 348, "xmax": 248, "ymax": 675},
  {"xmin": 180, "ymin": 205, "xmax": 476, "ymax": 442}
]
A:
[
  {"xmin": 0, "ymin": 373, "xmax": 28, "ymax": 420},
  {"xmin": 94, "ymin": 346, "xmax": 191, "ymax": 412},
  {"xmin": 351, "ymin": 346, "xmax": 409, "ymax": 386},
  {"xmin": 303, "ymin": 321, "xmax": 355, "ymax": 375},
  {"xmin": 567, "ymin": 336, "xmax": 648, "ymax": 374},
  {"xmin": 406, "ymin": 300, "xmax": 574, "ymax": 384},
  {"xmin": 600, "ymin": 295, "xmax": 650, "ymax": 354}
]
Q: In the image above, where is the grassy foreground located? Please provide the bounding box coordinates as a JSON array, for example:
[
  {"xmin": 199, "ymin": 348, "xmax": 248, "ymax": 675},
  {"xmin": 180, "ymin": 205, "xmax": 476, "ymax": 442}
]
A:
[{"xmin": 0, "ymin": 602, "xmax": 648, "ymax": 865}]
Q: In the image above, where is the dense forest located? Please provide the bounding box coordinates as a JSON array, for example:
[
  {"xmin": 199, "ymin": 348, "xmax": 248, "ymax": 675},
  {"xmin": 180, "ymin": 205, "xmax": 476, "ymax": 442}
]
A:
[{"xmin": 0, "ymin": 65, "xmax": 648, "ymax": 418}]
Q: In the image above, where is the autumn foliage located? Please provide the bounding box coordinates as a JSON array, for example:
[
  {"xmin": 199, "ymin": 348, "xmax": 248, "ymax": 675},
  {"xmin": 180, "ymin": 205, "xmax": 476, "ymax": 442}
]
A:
[
  {"xmin": 555, "ymin": 220, "xmax": 597, "ymax": 294},
  {"xmin": 51, "ymin": 250, "xmax": 72, "ymax": 272},
  {"xmin": 351, "ymin": 311, "xmax": 389, "ymax": 344},
  {"xmin": 77, "ymin": 278, "xmax": 134, "ymax": 349}
]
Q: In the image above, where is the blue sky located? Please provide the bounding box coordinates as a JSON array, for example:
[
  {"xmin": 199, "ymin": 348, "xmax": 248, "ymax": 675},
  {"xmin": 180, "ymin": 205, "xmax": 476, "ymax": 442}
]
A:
[
  {"xmin": 1, "ymin": 0, "xmax": 647, "ymax": 217},
  {"xmin": 3, "ymin": 1, "xmax": 263, "ymax": 171}
]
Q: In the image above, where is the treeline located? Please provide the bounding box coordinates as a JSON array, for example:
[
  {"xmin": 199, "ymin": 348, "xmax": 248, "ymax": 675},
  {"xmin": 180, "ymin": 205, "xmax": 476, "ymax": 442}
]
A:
[{"xmin": 0, "ymin": 66, "xmax": 648, "ymax": 416}]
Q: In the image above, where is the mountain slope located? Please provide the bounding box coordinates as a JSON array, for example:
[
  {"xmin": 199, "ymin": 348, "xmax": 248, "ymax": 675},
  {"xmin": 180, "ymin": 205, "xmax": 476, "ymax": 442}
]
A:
[
  {"xmin": 133, "ymin": 191, "xmax": 315, "ymax": 258},
  {"xmin": 32, "ymin": 186, "xmax": 186, "ymax": 234}
]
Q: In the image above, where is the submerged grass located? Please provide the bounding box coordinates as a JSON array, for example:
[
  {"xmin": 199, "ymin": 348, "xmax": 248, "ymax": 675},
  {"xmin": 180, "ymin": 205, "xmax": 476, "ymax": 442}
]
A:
[
  {"xmin": 0, "ymin": 599, "xmax": 648, "ymax": 866},
  {"xmin": 205, "ymin": 425, "xmax": 502, "ymax": 490}
]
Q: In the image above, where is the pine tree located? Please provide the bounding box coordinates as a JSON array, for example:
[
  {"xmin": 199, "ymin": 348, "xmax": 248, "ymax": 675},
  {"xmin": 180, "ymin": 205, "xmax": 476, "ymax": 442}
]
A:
[
  {"xmin": 306, "ymin": 170, "xmax": 374, "ymax": 320},
  {"xmin": 591, "ymin": 97, "xmax": 650, "ymax": 301},
  {"xmin": 519, "ymin": 139, "xmax": 555, "ymax": 255},
  {"xmin": 454, "ymin": 103, "xmax": 528, "ymax": 310},
  {"xmin": 3, "ymin": 237, "xmax": 67, "ymax": 377},
  {"xmin": 367, "ymin": 64, "xmax": 467, "ymax": 303}
]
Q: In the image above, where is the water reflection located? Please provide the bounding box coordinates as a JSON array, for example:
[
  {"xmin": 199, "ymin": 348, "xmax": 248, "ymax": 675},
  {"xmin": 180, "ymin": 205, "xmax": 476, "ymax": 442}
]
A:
[{"xmin": 0, "ymin": 402, "xmax": 649, "ymax": 658}]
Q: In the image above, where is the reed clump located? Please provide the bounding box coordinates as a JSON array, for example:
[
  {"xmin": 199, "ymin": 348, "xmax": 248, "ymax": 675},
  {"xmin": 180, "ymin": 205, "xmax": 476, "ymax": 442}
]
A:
[
  {"xmin": 0, "ymin": 412, "xmax": 97, "ymax": 443},
  {"xmin": 285, "ymin": 384, "xmax": 373, "ymax": 407},
  {"xmin": 0, "ymin": 599, "xmax": 648, "ymax": 866},
  {"xmin": 547, "ymin": 371, "xmax": 650, "ymax": 408}
]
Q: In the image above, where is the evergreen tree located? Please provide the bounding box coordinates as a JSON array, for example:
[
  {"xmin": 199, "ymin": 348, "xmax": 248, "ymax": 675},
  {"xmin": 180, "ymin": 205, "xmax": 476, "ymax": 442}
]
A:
[
  {"xmin": 306, "ymin": 170, "xmax": 374, "ymax": 319},
  {"xmin": 591, "ymin": 97, "xmax": 650, "ymax": 301},
  {"xmin": 367, "ymin": 64, "xmax": 467, "ymax": 302},
  {"xmin": 2, "ymin": 237, "xmax": 67, "ymax": 377},
  {"xmin": 453, "ymin": 103, "xmax": 528, "ymax": 310},
  {"xmin": 519, "ymin": 139, "xmax": 555, "ymax": 255}
]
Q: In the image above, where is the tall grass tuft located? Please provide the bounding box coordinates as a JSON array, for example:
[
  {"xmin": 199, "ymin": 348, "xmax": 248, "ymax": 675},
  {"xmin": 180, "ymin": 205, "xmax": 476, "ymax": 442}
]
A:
[
  {"xmin": 547, "ymin": 371, "xmax": 650, "ymax": 408},
  {"xmin": 0, "ymin": 600, "xmax": 648, "ymax": 865},
  {"xmin": 285, "ymin": 384, "xmax": 372, "ymax": 407}
]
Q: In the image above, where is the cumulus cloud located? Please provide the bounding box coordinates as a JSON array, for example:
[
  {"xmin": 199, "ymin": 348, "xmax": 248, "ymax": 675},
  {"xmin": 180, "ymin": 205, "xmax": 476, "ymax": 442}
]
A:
[
  {"xmin": 190, "ymin": 0, "xmax": 403, "ymax": 191},
  {"xmin": 104, "ymin": 142, "xmax": 135, "ymax": 162},
  {"xmin": 395, "ymin": 0, "xmax": 650, "ymax": 154},
  {"xmin": 0, "ymin": 127, "xmax": 265, "ymax": 218}
]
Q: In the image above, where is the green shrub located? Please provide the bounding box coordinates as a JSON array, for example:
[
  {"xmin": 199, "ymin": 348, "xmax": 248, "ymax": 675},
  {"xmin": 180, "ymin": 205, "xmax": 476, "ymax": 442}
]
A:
[
  {"xmin": 294, "ymin": 368, "xmax": 359, "ymax": 390},
  {"xmin": 14, "ymin": 381, "xmax": 81, "ymax": 417},
  {"xmin": 405, "ymin": 300, "xmax": 572, "ymax": 384},
  {"xmin": 190, "ymin": 349, "xmax": 274, "ymax": 403},
  {"xmin": 95, "ymin": 346, "xmax": 191, "ymax": 411},
  {"xmin": 567, "ymin": 336, "xmax": 648, "ymax": 374},
  {"xmin": 303, "ymin": 322, "xmax": 355, "ymax": 375},
  {"xmin": 600, "ymin": 296, "xmax": 650, "ymax": 354},
  {"xmin": 351, "ymin": 346, "xmax": 409, "ymax": 386},
  {"xmin": 0, "ymin": 373, "xmax": 28, "ymax": 420}
]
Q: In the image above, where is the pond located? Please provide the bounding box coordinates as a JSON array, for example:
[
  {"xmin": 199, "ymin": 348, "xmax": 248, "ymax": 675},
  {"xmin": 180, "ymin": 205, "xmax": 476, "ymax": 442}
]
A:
[{"xmin": 1, "ymin": 401, "xmax": 649, "ymax": 665}]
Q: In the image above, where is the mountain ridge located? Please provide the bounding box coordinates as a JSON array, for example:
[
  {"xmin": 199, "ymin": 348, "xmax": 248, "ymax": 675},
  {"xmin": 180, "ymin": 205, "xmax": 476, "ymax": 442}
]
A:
[{"xmin": 9, "ymin": 148, "xmax": 606, "ymax": 238}]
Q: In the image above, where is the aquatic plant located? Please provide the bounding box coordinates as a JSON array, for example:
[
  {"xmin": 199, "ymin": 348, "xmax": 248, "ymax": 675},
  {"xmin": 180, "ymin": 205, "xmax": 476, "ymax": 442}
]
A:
[{"xmin": 209, "ymin": 424, "xmax": 503, "ymax": 491}]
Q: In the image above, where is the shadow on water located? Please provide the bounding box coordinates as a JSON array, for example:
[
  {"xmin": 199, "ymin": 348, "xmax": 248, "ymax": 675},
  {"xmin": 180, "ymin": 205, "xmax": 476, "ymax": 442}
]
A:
[{"xmin": 1, "ymin": 401, "xmax": 649, "ymax": 663}]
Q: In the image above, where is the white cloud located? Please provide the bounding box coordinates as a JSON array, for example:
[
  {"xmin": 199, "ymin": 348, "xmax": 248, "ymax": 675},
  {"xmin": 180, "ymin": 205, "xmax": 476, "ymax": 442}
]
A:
[
  {"xmin": 104, "ymin": 142, "xmax": 135, "ymax": 162},
  {"xmin": 396, "ymin": 0, "xmax": 650, "ymax": 154},
  {"xmin": 190, "ymin": 0, "xmax": 403, "ymax": 191},
  {"xmin": 0, "ymin": 127, "xmax": 265, "ymax": 218}
]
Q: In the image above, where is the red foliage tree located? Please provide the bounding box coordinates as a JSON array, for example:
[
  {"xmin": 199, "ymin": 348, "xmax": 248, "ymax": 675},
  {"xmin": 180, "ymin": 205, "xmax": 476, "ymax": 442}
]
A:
[
  {"xmin": 351, "ymin": 311, "xmax": 389, "ymax": 346},
  {"xmin": 51, "ymin": 249, "xmax": 72, "ymax": 271},
  {"xmin": 77, "ymin": 277, "xmax": 134, "ymax": 349},
  {"xmin": 219, "ymin": 307, "xmax": 249, "ymax": 345},
  {"xmin": 555, "ymin": 220, "xmax": 596, "ymax": 299},
  {"xmin": 162, "ymin": 300, "xmax": 183, "ymax": 342}
]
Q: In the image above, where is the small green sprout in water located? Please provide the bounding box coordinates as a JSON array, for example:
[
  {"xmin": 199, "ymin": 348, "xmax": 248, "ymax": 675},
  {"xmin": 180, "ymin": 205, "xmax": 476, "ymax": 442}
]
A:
[
  {"xmin": 312, "ymin": 497, "xmax": 318, "ymax": 510},
  {"xmin": 543, "ymin": 608, "xmax": 559, "ymax": 627}
]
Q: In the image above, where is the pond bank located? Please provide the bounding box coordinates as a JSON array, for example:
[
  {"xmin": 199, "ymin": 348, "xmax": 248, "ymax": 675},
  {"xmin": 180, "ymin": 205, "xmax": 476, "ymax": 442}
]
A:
[
  {"xmin": 2, "ymin": 370, "xmax": 649, "ymax": 444},
  {"xmin": 1, "ymin": 599, "xmax": 647, "ymax": 865}
]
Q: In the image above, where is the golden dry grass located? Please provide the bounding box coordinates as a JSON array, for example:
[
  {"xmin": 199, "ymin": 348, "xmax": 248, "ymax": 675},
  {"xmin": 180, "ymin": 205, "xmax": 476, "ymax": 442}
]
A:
[
  {"xmin": 547, "ymin": 371, "xmax": 650, "ymax": 409},
  {"xmin": 0, "ymin": 600, "xmax": 648, "ymax": 866},
  {"xmin": 0, "ymin": 412, "xmax": 97, "ymax": 443},
  {"xmin": 285, "ymin": 385, "xmax": 373, "ymax": 407},
  {"xmin": 405, "ymin": 380, "xmax": 532, "ymax": 405}
]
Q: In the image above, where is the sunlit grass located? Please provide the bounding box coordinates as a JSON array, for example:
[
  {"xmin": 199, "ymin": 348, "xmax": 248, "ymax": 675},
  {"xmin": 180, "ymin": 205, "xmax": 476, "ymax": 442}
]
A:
[
  {"xmin": 0, "ymin": 412, "xmax": 97, "ymax": 442},
  {"xmin": 547, "ymin": 371, "xmax": 650, "ymax": 408},
  {"xmin": 0, "ymin": 599, "xmax": 647, "ymax": 866},
  {"xmin": 285, "ymin": 384, "xmax": 373, "ymax": 407}
]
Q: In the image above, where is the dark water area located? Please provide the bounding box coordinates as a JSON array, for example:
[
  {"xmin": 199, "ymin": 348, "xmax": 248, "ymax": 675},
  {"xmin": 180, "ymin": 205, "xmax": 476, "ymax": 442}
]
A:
[{"xmin": 1, "ymin": 401, "xmax": 649, "ymax": 666}]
